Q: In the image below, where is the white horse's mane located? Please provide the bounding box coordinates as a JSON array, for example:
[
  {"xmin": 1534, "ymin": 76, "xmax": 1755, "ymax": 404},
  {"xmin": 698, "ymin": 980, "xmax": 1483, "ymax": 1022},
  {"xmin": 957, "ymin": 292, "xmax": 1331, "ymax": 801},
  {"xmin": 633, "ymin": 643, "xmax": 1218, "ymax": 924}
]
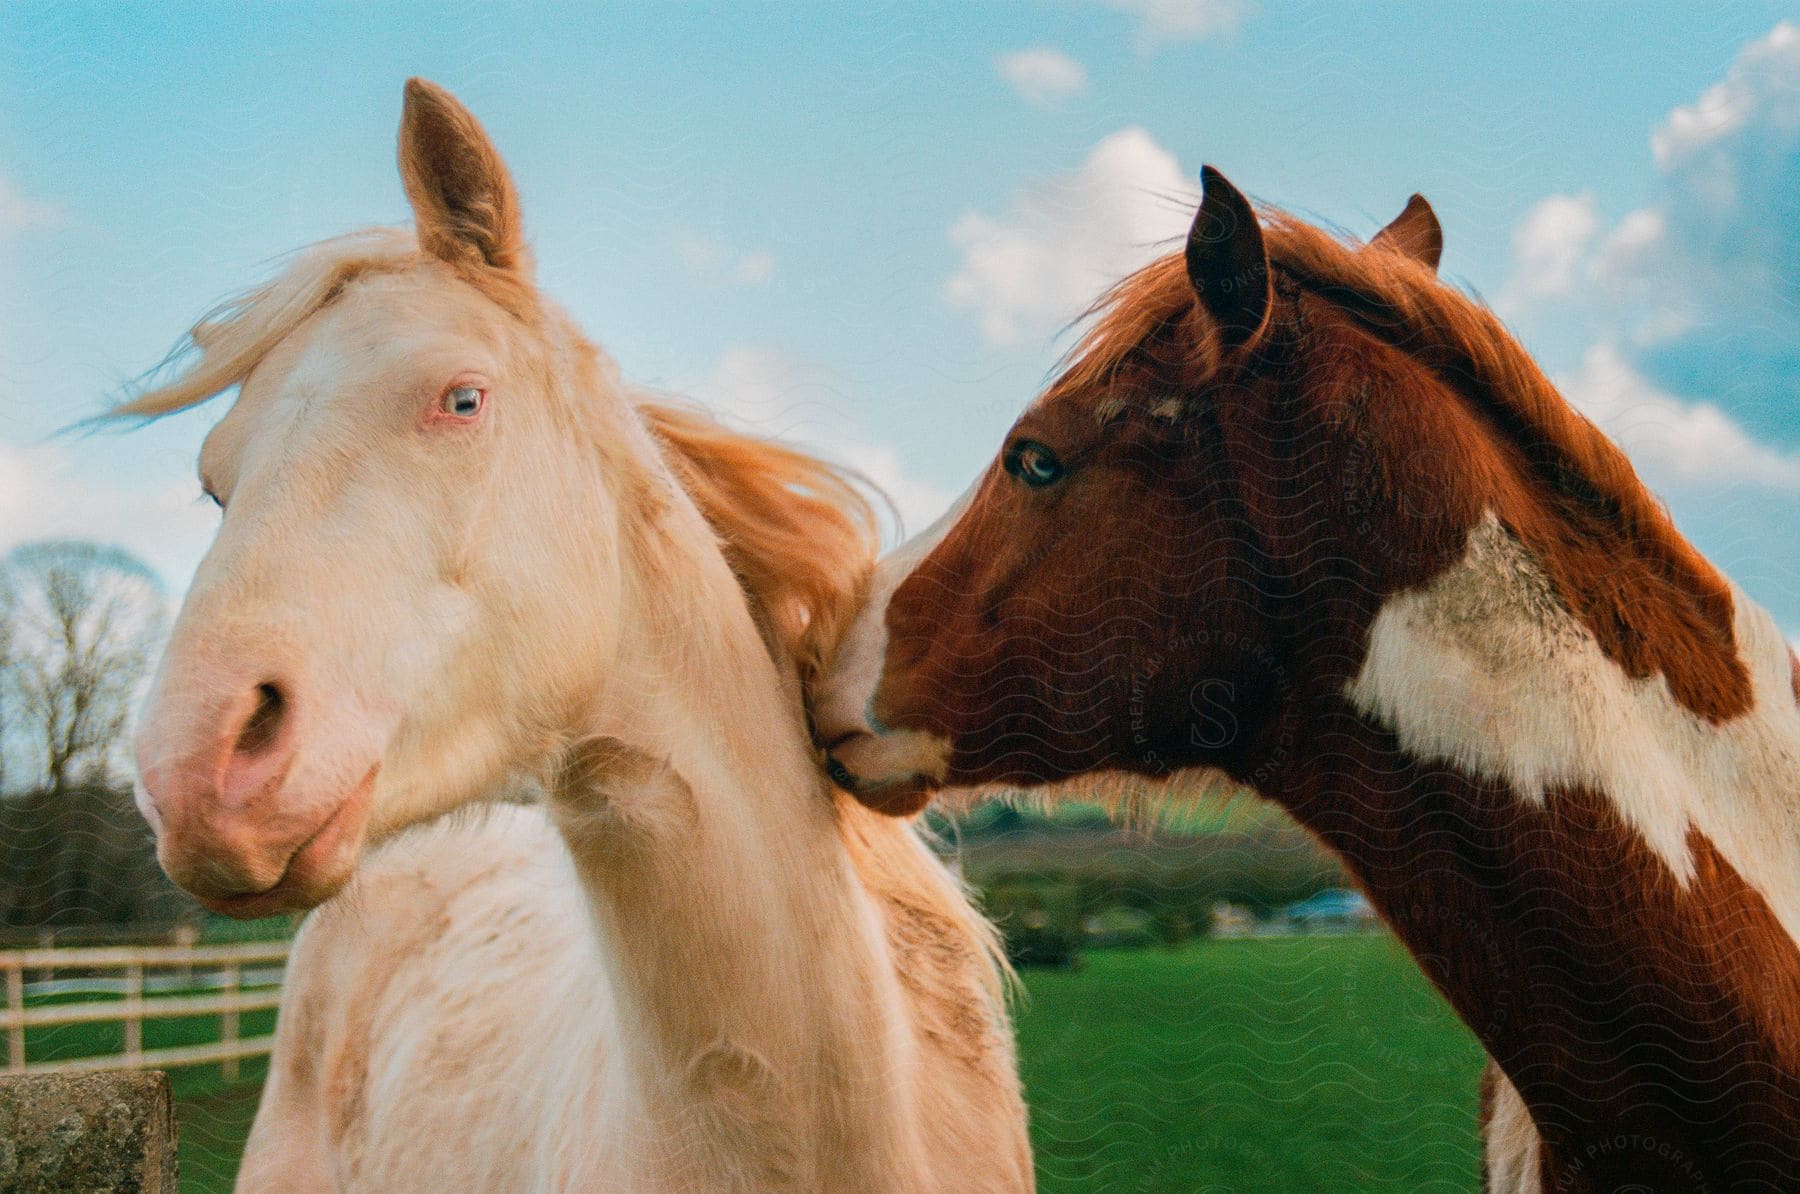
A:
[{"xmin": 120, "ymin": 229, "xmax": 421, "ymax": 419}]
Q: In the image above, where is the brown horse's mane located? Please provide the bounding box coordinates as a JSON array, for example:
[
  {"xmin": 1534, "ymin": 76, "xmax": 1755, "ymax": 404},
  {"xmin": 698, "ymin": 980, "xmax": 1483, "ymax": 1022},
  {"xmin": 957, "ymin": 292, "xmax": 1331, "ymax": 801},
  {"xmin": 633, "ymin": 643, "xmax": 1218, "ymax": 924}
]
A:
[
  {"xmin": 1057, "ymin": 209, "xmax": 1750, "ymax": 720},
  {"xmin": 1059, "ymin": 213, "xmax": 1665, "ymax": 538}
]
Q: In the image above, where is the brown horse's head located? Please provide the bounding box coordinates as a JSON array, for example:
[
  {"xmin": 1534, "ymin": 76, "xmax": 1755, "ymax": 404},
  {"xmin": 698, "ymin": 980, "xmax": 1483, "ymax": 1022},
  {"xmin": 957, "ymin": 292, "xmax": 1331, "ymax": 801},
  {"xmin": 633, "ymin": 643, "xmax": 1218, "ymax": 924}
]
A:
[
  {"xmin": 817, "ymin": 167, "xmax": 1742, "ymax": 815},
  {"xmin": 818, "ymin": 169, "xmax": 1387, "ymax": 811}
]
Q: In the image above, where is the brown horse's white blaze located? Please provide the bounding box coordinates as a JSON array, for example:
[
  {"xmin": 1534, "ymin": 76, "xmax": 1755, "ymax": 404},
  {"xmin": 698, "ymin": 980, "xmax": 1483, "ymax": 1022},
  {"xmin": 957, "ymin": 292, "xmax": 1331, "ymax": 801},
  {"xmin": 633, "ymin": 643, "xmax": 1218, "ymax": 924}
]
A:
[
  {"xmin": 125, "ymin": 80, "xmax": 1029, "ymax": 1192},
  {"xmin": 817, "ymin": 168, "xmax": 1800, "ymax": 1191}
]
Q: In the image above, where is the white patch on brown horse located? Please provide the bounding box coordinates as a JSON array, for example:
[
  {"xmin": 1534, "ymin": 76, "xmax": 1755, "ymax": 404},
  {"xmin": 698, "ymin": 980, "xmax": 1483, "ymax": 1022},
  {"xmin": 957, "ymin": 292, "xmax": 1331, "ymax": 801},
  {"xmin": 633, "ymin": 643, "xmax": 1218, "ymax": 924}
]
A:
[{"xmin": 1347, "ymin": 511, "xmax": 1800, "ymax": 945}]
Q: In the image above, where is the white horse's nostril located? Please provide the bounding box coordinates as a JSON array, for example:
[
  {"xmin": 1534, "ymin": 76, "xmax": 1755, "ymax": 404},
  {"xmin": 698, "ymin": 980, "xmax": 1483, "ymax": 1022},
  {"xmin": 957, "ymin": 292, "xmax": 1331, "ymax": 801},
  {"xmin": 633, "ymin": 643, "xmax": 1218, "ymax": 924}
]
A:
[{"xmin": 235, "ymin": 682, "xmax": 289, "ymax": 757}]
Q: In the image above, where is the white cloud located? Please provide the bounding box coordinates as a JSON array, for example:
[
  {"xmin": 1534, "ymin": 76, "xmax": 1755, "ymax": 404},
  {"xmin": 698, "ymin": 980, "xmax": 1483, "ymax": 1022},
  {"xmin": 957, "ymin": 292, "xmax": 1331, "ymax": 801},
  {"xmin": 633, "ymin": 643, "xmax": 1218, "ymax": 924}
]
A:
[
  {"xmin": 0, "ymin": 440, "xmax": 217, "ymax": 590},
  {"xmin": 687, "ymin": 345, "xmax": 953, "ymax": 540},
  {"xmin": 674, "ymin": 230, "xmax": 775, "ymax": 287},
  {"xmin": 945, "ymin": 127, "xmax": 1193, "ymax": 346},
  {"xmin": 690, "ymin": 344, "xmax": 851, "ymax": 433},
  {"xmin": 832, "ymin": 442, "xmax": 955, "ymax": 540},
  {"xmin": 997, "ymin": 47, "xmax": 1090, "ymax": 107},
  {"xmin": 1496, "ymin": 191, "xmax": 1598, "ymax": 313},
  {"xmin": 1100, "ymin": 0, "xmax": 1248, "ymax": 50},
  {"xmin": 1558, "ymin": 342, "xmax": 1800, "ymax": 493},
  {"xmin": 1588, "ymin": 23, "xmax": 1796, "ymax": 343},
  {"xmin": 1503, "ymin": 23, "xmax": 1799, "ymax": 340},
  {"xmin": 733, "ymin": 250, "xmax": 775, "ymax": 286},
  {"xmin": 1496, "ymin": 18, "xmax": 1799, "ymax": 485},
  {"xmin": 1588, "ymin": 207, "xmax": 1666, "ymax": 292},
  {"xmin": 1652, "ymin": 21, "xmax": 1798, "ymax": 171},
  {"xmin": 0, "ymin": 176, "xmax": 67, "ymax": 235}
]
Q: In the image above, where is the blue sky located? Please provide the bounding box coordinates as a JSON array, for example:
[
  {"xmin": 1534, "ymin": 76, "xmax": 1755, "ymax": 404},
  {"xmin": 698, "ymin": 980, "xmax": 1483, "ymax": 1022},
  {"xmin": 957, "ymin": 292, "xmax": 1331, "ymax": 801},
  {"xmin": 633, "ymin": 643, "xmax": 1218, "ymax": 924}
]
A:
[{"xmin": 2, "ymin": 2, "xmax": 1796, "ymax": 632}]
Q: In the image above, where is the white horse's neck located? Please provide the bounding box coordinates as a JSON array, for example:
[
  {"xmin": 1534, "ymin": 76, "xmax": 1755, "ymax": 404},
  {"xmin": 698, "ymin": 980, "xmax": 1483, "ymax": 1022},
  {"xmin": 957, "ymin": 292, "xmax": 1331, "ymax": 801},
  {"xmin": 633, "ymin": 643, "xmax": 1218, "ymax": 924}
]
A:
[{"xmin": 545, "ymin": 482, "xmax": 922, "ymax": 1189}]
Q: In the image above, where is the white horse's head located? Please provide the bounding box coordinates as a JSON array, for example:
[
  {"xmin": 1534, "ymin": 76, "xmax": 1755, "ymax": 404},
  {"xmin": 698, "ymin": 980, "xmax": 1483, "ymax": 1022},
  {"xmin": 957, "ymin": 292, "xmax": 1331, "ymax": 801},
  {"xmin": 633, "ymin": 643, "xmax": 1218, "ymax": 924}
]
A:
[{"xmin": 129, "ymin": 80, "xmax": 871, "ymax": 916}]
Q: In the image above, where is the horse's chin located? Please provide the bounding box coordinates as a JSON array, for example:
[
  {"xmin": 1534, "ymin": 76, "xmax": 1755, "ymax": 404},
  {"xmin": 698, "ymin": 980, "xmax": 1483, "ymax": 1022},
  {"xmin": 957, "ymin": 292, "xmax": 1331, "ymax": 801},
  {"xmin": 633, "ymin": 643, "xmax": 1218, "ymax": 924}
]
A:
[
  {"xmin": 824, "ymin": 728, "xmax": 949, "ymax": 816},
  {"xmin": 198, "ymin": 875, "xmax": 345, "ymax": 920},
  {"xmin": 186, "ymin": 766, "xmax": 378, "ymax": 919}
]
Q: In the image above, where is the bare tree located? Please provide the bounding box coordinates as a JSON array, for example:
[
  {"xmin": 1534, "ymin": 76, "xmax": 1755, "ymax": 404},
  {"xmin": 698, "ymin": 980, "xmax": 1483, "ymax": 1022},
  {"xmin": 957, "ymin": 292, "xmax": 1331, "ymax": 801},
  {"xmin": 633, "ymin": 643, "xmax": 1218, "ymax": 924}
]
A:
[
  {"xmin": 0, "ymin": 584, "xmax": 12, "ymax": 796},
  {"xmin": 0, "ymin": 541, "xmax": 168, "ymax": 795}
]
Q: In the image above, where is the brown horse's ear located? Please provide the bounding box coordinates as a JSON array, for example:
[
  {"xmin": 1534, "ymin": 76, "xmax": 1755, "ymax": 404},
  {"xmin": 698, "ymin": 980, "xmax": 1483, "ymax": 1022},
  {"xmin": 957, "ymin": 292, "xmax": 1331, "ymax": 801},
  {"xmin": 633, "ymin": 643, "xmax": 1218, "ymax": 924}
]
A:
[
  {"xmin": 1370, "ymin": 193, "xmax": 1442, "ymax": 272},
  {"xmin": 398, "ymin": 78, "xmax": 530, "ymax": 278},
  {"xmin": 1186, "ymin": 166, "xmax": 1272, "ymax": 351}
]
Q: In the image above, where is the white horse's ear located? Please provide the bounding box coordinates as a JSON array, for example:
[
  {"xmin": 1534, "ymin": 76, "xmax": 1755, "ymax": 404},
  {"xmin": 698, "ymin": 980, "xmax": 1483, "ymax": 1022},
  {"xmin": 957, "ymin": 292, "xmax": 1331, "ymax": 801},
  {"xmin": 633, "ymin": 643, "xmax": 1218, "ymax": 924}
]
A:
[{"xmin": 398, "ymin": 78, "xmax": 530, "ymax": 278}]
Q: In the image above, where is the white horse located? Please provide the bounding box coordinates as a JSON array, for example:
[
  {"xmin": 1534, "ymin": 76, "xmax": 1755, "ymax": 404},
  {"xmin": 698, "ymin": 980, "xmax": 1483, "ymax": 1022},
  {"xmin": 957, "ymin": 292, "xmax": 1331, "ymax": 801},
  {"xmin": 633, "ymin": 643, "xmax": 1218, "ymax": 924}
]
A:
[{"xmin": 127, "ymin": 79, "xmax": 1031, "ymax": 1192}]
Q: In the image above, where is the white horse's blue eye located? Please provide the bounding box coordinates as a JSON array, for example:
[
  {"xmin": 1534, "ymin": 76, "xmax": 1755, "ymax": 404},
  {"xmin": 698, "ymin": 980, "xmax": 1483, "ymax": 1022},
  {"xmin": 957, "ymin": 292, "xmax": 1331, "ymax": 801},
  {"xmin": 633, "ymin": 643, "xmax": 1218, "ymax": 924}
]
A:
[{"xmin": 443, "ymin": 385, "xmax": 484, "ymax": 417}]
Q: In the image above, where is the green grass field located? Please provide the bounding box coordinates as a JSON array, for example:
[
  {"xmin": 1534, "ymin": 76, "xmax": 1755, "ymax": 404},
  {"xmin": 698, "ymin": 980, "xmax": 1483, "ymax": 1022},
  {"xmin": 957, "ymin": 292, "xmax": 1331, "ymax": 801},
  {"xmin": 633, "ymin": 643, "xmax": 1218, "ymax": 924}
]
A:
[
  {"xmin": 1016, "ymin": 938, "xmax": 1485, "ymax": 1192},
  {"xmin": 178, "ymin": 1081, "xmax": 266, "ymax": 1193},
  {"xmin": 163, "ymin": 933, "xmax": 1484, "ymax": 1192}
]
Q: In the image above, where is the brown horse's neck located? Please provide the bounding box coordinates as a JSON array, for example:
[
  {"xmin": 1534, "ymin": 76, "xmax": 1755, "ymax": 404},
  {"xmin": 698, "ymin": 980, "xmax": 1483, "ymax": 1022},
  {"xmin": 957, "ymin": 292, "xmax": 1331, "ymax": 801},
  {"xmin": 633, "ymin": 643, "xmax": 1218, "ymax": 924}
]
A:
[
  {"xmin": 1221, "ymin": 306, "xmax": 1800, "ymax": 1186},
  {"xmin": 1263, "ymin": 694, "xmax": 1800, "ymax": 1190}
]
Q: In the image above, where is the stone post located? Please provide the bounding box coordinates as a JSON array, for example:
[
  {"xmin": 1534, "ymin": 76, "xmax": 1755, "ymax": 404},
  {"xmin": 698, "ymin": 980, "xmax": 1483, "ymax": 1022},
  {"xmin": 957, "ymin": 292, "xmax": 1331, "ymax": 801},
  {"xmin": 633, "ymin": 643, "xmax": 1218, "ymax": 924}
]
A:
[{"xmin": 0, "ymin": 1070, "xmax": 177, "ymax": 1192}]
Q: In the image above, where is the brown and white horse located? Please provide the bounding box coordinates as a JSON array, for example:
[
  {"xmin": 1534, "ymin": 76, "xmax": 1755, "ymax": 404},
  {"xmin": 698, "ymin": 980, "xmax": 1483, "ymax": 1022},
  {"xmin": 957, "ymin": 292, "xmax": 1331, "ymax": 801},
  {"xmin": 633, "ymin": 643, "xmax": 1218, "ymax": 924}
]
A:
[
  {"xmin": 817, "ymin": 168, "xmax": 1800, "ymax": 1191},
  {"xmin": 125, "ymin": 80, "xmax": 1030, "ymax": 1192}
]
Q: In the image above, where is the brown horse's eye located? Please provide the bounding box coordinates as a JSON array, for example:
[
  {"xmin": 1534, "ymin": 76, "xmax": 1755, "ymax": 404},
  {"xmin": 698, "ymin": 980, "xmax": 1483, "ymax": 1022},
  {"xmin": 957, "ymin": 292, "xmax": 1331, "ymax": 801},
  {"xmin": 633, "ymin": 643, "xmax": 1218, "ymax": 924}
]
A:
[{"xmin": 1004, "ymin": 439, "xmax": 1065, "ymax": 489}]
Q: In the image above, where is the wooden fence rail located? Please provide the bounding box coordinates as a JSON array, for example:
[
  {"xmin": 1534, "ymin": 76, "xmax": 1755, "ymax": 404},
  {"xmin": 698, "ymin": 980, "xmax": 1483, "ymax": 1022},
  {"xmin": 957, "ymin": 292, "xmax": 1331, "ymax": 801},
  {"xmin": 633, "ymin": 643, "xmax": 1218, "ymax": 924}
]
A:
[{"xmin": 0, "ymin": 939, "xmax": 291, "ymax": 1079}]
